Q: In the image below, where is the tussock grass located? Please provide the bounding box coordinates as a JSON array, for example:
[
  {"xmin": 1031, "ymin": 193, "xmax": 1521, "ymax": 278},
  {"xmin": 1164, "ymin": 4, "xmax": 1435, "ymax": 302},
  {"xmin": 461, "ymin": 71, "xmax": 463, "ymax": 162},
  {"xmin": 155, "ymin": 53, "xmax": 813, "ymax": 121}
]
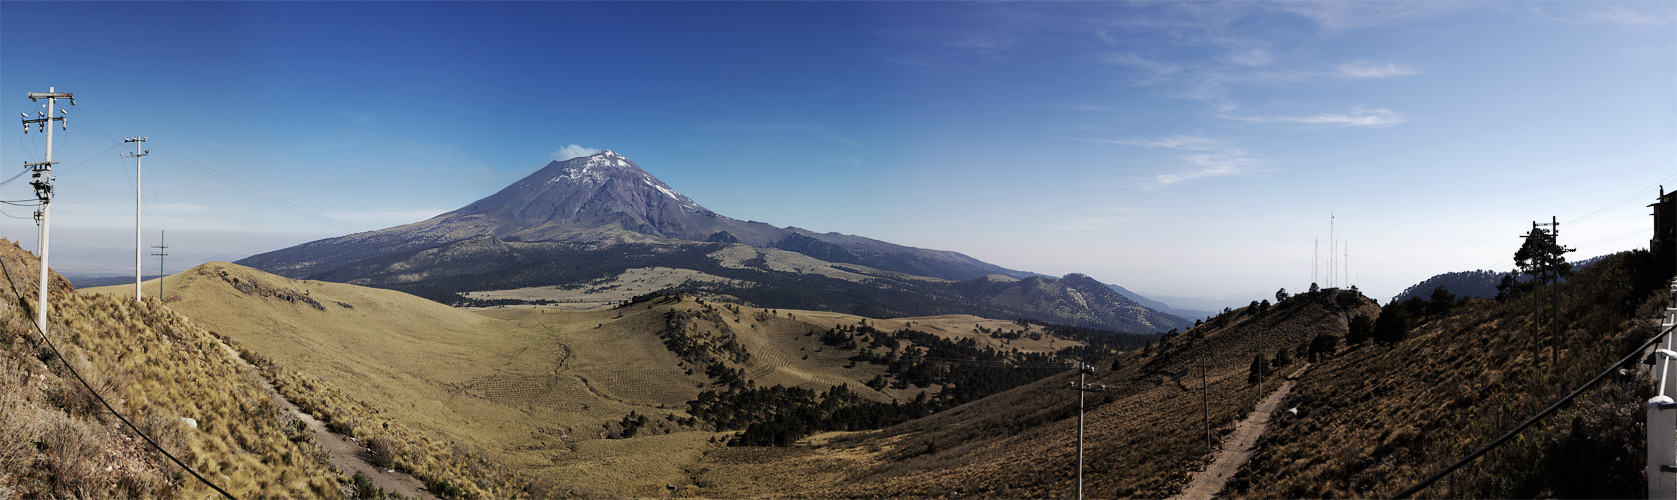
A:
[{"xmin": 0, "ymin": 239, "xmax": 339, "ymax": 499}]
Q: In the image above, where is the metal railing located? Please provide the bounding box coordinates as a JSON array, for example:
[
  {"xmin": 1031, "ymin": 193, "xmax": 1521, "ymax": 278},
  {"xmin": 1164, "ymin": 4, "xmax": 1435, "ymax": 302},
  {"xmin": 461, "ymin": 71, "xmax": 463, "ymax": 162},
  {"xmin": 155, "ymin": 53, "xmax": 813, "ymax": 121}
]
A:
[{"xmin": 1648, "ymin": 278, "xmax": 1677, "ymax": 499}]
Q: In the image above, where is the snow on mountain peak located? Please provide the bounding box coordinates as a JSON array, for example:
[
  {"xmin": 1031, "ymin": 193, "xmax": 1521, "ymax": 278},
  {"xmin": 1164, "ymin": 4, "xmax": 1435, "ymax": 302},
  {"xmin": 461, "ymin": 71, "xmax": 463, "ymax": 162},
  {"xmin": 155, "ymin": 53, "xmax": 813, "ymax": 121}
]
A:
[{"xmin": 583, "ymin": 150, "xmax": 630, "ymax": 169}]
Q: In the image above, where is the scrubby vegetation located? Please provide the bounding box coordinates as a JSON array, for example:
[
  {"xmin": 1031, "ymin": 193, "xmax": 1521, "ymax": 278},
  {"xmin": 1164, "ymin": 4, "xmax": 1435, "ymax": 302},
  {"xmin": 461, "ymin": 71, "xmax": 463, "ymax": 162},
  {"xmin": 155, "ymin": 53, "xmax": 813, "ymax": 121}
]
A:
[
  {"xmin": 1232, "ymin": 249, "xmax": 1668, "ymax": 498},
  {"xmin": 0, "ymin": 240, "xmax": 339, "ymax": 498},
  {"xmin": 240, "ymin": 347, "xmax": 577, "ymax": 499}
]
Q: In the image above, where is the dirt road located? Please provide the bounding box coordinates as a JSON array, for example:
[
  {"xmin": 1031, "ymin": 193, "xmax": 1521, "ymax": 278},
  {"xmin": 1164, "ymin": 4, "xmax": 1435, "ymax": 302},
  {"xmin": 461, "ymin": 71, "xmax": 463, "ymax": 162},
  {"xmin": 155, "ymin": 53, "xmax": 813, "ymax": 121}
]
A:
[
  {"xmin": 216, "ymin": 339, "xmax": 440, "ymax": 500},
  {"xmin": 1170, "ymin": 363, "xmax": 1308, "ymax": 500}
]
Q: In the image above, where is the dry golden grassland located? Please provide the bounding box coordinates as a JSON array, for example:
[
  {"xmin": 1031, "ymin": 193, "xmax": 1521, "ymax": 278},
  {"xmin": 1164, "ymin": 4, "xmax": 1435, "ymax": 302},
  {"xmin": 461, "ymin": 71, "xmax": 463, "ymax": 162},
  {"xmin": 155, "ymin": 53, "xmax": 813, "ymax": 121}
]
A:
[
  {"xmin": 688, "ymin": 291, "xmax": 1373, "ymax": 499},
  {"xmin": 90, "ymin": 262, "xmax": 1043, "ymax": 497},
  {"xmin": 0, "ymin": 240, "xmax": 338, "ymax": 499}
]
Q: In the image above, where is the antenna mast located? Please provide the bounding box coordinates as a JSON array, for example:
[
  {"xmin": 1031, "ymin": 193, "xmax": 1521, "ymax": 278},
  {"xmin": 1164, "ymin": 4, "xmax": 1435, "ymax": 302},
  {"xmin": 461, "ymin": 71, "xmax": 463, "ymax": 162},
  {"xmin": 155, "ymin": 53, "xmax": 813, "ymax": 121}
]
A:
[
  {"xmin": 21, "ymin": 87, "xmax": 71, "ymax": 334},
  {"xmin": 123, "ymin": 137, "xmax": 148, "ymax": 302}
]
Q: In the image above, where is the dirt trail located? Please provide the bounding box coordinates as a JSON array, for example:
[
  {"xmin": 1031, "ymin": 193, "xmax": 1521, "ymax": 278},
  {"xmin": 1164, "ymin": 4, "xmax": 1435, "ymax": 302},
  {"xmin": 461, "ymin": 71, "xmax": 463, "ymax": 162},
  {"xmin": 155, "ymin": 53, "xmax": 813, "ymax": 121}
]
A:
[
  {"xmin": 1170, "ymin": 363, "xmax": 1309, "ymax": 500},
  {"xmin": 215, "ymin": 340, "xmax": 440, "ymax": 500}
]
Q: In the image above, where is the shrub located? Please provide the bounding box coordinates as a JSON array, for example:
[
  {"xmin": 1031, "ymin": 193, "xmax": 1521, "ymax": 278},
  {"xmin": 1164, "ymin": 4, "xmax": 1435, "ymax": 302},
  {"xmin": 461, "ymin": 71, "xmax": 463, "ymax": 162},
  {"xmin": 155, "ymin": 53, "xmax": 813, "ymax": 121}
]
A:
[
  {"xmin": 40, "ymin": 414, "xmax": 101, "ymax": 495},
  {"xmin": 1373, "ymin": 303, "xmax": 1412, "ymax": 344},
  {"xmin": 367, "ymin": 435, "xmax": 399, "ymax": 469},
  {"xmin": 1307, "ymin": 333, "xmax": 1340, "ymax": 361},
  {"xmin": 1346, "ymin": 315, "xmax": 1375, "ymax": 345}
]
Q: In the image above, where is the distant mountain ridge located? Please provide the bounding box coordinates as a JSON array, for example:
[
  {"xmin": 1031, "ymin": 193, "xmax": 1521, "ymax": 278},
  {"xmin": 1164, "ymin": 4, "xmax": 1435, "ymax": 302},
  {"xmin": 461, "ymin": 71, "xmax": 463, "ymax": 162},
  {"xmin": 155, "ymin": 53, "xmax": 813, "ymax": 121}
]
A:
[{"xmin": 239, "ymin": 151, "xmax": 1188, "ymax": 333}]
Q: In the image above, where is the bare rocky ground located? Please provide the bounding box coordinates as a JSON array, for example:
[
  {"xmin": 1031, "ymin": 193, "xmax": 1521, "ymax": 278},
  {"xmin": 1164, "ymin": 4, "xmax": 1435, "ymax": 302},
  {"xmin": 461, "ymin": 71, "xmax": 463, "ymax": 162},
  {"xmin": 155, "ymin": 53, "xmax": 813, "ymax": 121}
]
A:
[{"xmin": 1171, "ymin": 363, "xmax": 1310, "ymax": 500}]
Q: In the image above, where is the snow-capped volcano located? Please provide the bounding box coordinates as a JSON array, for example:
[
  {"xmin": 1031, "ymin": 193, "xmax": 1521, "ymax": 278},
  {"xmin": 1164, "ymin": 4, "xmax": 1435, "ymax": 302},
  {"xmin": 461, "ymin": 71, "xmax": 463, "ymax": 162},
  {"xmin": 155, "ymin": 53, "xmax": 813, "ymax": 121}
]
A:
[
  {"xmin": 446, "ymin": 150, "xmax": 717, "ymax": 239},
  {"xmin": 241, "ymin": 150, "xmax": 1036, "ymax": 284}
]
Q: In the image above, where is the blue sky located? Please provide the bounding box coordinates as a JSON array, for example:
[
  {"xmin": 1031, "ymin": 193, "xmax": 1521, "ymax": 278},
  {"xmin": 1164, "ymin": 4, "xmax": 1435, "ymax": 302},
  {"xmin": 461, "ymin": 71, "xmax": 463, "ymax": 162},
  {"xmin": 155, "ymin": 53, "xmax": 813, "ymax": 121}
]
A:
[{"xmin": 1, "ymin": 1, "xmax": 1673, "ymax": 307}]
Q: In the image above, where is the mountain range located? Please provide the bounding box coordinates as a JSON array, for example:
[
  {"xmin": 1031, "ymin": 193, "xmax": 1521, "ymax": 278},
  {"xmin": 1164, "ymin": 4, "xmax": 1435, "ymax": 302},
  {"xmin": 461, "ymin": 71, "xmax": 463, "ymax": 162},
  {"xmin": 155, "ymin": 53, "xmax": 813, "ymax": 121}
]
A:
[{"xmin": 239, "ymin": 151, "xmax": 1189, "ymax": 333}]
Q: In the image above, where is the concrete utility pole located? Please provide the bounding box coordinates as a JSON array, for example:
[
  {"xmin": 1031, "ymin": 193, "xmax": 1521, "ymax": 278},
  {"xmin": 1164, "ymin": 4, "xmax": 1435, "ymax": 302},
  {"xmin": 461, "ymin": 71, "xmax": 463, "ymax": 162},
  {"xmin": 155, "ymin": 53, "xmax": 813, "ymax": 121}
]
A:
[
  {"xmin": 123, "ymin": 137, "xmax": 147, "ymax": 302},
  {"xmin": 1068, "ymin": 363, "xmax": 1105, "ymax": 500},
  {"xmin": 21, "ymin": 87, "xmax": 71, "ymax": 334},
  {"xmin": 152, "ymin": 231, "xmax": 168, "ymax": 301}
]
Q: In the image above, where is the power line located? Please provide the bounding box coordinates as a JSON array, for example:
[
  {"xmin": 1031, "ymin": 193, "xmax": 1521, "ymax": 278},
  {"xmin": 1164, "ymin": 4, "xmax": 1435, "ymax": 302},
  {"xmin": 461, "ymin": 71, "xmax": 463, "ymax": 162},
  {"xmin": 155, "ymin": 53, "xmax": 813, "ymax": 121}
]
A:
[
  {"xmin": 0, "ymin": 248, "xmax": 238, "ymax": 500},
  {"xmin": 150, "ymin": 147, "xmax": 362, "ymax": 234},
  {"xmin": 1566, "ymin": 173, "xmax": 1677, "ymax": 227},
  {"xmin": 1394, "ymin": 322, "xmax": 1677, "ymax": 498}
]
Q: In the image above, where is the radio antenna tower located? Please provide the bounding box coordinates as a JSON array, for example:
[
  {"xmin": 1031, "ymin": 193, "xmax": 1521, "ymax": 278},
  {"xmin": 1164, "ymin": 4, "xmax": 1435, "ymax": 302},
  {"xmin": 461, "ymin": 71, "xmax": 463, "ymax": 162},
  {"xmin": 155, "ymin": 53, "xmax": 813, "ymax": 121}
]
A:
[
  {"xmin": 1330, "ymin": 214, "xmax": 1336, "ymax": 288},
  {"xmin": 20, "ymin": 87, "xmax": 71, "ymax": 334},
  {"xmin": 123, "ymin": 137, "xmax": 147, "ymax": 302}
]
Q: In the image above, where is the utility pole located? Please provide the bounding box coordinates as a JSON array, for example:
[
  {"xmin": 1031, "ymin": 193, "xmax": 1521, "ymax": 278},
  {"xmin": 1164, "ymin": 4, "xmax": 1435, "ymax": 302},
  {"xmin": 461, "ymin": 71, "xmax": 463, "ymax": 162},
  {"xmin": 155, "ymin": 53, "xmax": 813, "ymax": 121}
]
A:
[
  {"xmin": 152, "ymin": 231, "xmax": 169, "ymax": 302},
  {"xmin": 1200, "ymin": 350, "xmax": 1212, "ymax": 453},
  {"xmin": 1528, "ymin": 221, "xmax": 1540, "ymax": 363},
  {"xmin": 123, "ymin": 137, "xmax": 147, "ymax": 302},
  {"xmin": 1549, "ymin": 215, "xmax": 1574, "ymax": 369},
  {"xmin": 1068, "ymin": 362, "xmax": 1104, "ymax": 500},
  {"xmin": 20, "ymin": 87, "xmax": 71, "ymax": 335}
]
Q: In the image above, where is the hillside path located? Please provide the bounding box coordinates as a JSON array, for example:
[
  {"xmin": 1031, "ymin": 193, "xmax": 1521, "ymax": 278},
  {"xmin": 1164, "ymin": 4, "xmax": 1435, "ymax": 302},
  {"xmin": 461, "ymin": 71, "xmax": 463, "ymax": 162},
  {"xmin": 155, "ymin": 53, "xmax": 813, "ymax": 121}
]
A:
[
  {"xmin": 1170, "ymin": 363, "xmax": 1309, "ymax": 500},
  {"xmin": 214, "ymin": 339, "xmax": 441, "ymax": 500}
]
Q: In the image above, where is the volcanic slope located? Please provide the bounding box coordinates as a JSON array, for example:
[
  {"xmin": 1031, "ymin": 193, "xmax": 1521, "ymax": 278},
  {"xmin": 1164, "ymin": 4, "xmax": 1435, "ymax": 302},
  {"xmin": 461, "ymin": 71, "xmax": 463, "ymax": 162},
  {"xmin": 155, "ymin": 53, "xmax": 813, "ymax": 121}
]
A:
[
  {"xmin": 1229, "ymin": 250, "xmax": 1666, "ymax": 499},
  {"xmin": 696, "ymin": 250, "xmax": 1669, "ymax": 499},
  {"xmin": 236, "ymin": 151, "xmax": 1188, "ymax": 333},
  {"xmin": 692, "ymin": 287, "xmax": 1379, "ymax": 498},
  {"xmin": 87, "ymin": 262, "xmax": 1094, "ymax": 497},
  {"xmin": 0, "ymin": 240, "xmax": 340, "ymax": 499}
]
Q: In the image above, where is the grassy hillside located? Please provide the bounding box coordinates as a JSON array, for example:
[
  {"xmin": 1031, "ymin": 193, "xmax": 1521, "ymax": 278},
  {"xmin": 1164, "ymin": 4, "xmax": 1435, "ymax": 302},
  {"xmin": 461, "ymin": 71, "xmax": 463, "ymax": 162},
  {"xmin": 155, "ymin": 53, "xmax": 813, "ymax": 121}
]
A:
[
  {"xmin": 691, "ymin": 287, "xmax": 1377, "ymax": 498},
  {"xmin": 87, "ymin": 262, "xmax": 1103, "ymax": 497},
  {"xmin": 0, "ymin": 240, "xmax": 338, "ymax": 499},
  {"xmin": 698, "ymin": 253, "xmax": 1665, "ymax": 499},
  {"xmin": 1232, "ymin": 249, "xmax": 1668, "ymax": 498}
]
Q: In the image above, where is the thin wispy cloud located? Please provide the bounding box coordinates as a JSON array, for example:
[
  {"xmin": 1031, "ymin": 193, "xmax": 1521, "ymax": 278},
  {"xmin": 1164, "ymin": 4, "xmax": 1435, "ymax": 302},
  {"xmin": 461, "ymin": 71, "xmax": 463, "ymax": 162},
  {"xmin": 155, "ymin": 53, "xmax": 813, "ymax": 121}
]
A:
[
  {"xmin": 1272, "ymin": 2, "xmax": 1464, "ymax": 33},
  {"xmin": 1221, "ymin": 48, "xmax": 1273, "ymax": 67},
  {"xmin": 1526, "ymin": 4, "xmax": 1676, "ymax": 27},
  {"xmin": 551, "ymin": 144, "xmax": 601, "ymax": 161},
  {"xmin": 1336, "ymin": 62, "xmax": 1416, "ymax": 79},
  {"xmin": 1223, "ymin": 107, "xmax": 1405, "ymax": 128},
  {"xmin": 1097, "ymin": 135, "xmax": 1265, "ymax": 189},
  {"xmin": 1154, "ymin": 151, "xmax": 1258, "ymax": 187},
  {"xmin": 1105, "ymin": 52, "xmax": 1181, "ymax": 76}
]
